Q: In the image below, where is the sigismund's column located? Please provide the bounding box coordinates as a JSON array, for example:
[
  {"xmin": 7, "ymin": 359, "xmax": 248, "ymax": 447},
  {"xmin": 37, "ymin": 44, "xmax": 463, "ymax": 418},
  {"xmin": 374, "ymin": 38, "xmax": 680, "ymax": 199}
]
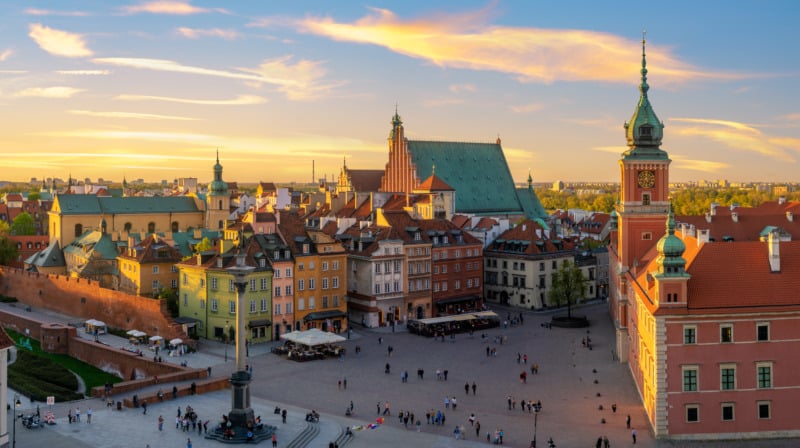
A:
[{"xmin": 227, "ymin": 249, "xmax": 255, "ymax": 429}]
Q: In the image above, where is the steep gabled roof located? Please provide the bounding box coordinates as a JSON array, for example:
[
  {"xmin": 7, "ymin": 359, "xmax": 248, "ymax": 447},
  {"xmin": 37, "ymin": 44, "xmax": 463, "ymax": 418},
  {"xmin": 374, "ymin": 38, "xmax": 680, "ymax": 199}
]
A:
[
  {"xmin": 346, "ymin": 169, "xmax": 384, "ymax": 192},
  {"xmin": 25, "ymin": 240, "xmax": 65, "ymax": 268},
  {"xmin": 677, "ymin": 201, "xmax": 800, "ymax": 242},
  {"xmin": 407, "ymin": 140, "xmax": 521, "ymax": 214},
  {"xmin": 487, "ymin": 220, "xmax": 577, "ymax": 255},
  {"xmin": 416, "ymin": 173, "xmax": 454, "ymax": 191}
]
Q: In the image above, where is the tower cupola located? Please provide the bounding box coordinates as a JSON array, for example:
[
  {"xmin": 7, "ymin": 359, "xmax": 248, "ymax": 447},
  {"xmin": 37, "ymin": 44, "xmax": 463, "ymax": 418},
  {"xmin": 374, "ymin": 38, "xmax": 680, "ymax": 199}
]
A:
[
  {"xmin": 623, "ymin": 33, "xmax": 667, "ymax": 159},
  {"xmin": 655, "ymin": 203, "xmax": 687, "ymax": 276}
]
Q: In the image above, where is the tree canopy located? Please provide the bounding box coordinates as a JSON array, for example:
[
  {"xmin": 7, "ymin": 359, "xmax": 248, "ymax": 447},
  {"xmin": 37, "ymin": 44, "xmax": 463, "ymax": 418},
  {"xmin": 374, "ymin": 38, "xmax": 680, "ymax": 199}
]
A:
[
  {"xmin": 0, "ymin": 221, "xmax": 18, "ymax": 265},
  {"xmin": 548, "ymin": 260, "xmax": 587, "ymax": 319},
  {"xmin": 10, "ymin": 211, "xmax": 36, "ymax": 236},
  {"xmin": 194, "ymin": 236, "xmax": 213, "ymax": 253}
]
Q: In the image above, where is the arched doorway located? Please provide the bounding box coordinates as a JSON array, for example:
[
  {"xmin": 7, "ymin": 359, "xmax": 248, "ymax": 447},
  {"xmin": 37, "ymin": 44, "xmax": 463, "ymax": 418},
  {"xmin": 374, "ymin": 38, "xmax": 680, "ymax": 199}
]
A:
[
  {"xmin": 416, "ymin": 306, "xmax": 424, "ymax": 319},
  {"xmin": 500, "ymin": 290, "xmax": 510, "ymax": 305}
]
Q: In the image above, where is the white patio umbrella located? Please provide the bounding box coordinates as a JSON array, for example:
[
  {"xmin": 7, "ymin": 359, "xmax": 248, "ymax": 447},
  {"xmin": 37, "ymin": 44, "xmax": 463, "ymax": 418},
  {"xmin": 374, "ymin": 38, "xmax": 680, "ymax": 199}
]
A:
[
  {"xmin": 126, "ymin": 329, "xmax": 147, "ymax": 338},
  {"xmin": 148, "ymin": 335, "xmax": 164, "ymax": 342},
  {"xmin": 170, "ymin": 338, "xmax": 183, "ymax": 346}
]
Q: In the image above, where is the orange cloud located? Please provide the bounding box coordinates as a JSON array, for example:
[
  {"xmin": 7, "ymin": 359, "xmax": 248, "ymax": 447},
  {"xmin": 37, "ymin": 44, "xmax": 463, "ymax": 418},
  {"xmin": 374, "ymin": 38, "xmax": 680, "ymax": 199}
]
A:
[
  {"xmin": 511, "ymin": 103, "xmax": 545, "ymax": 114},
  {"xmin": 672, "ymin": 117, "xmax": 795, "ymax": 162},
  {"xmin": 669, "ymin": 154, "xmax": 731, "ymax": 173},
  {"xmin": 0, "ymin": 49, "xmax": 12, "ymax": 61},
  {"xmin": 56, "ymin": 69, "xmax": 110, "ymax": 75},
  {"xmin": 176, "ymin": 27, "xmax": 241, "ymax": 40},
  {"xmin": 28, "ymin": 23, "xmax": 93, "ymax": 58},
  {"xmin": 299, "ymin": 7, "xmax": 747, "ymax": 85}
]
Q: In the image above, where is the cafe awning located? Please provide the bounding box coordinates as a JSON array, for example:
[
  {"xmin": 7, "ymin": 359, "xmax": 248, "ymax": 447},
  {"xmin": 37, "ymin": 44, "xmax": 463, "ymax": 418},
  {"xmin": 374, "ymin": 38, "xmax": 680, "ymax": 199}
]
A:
[
  {"xmin": 303, "ymin": 310, "xmax": 346, "ymax": 321},
  {"xmin": 249, "ymin": 319, "xmax": 272, "ymax": 328},
  {"xmin": 279, "ymin": 328, "xmax": 346, "ymax": 346}
]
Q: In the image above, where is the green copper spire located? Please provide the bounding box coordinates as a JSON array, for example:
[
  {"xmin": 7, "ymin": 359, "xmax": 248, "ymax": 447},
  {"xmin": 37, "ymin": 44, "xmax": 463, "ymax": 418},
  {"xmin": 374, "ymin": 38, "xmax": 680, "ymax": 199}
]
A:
[
  {"xmin": 209, "ymin": 149, "xmax": 228, "ymax": 196},
  {"xmin": 655, "ymin": 201, "xmax": 688, "ymax": 276},
  {"xmin": 527, "ymin": 170, "xmax": 533, "ymax": 192},
  {"xmin": 622, "ymin": 31, "xmax": 667, "ymax": 160},
  {"xmin": 389, "ymin": 106, "xmax": 403, "ymax": 139}
]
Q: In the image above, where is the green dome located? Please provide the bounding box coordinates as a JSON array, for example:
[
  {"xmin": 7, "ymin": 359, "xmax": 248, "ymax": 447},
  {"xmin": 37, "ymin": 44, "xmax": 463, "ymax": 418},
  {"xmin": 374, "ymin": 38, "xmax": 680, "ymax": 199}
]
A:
[{"xmin": 655, "ymin": 204, "xmax": 687, "ymax": 275}]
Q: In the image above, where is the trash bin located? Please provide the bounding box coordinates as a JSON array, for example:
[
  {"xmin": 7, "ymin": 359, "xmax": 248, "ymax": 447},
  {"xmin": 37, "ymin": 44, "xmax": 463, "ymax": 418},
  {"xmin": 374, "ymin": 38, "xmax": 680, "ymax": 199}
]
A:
[{"xmin": 116, "ymin": 401, "xmax": 122, "ymax": 411}]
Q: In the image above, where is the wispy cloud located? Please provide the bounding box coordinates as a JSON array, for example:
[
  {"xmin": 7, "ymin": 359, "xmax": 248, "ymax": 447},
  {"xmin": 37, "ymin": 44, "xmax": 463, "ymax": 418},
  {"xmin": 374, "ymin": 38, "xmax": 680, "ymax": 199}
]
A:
[
  {"xmin": 176, "ymin": 27, "xmax": 241, "ymax": 40},
  {"xmin": 56, "ymin": 69, "xmax": 110, "ymax": 75},
  {"xmin": 0, "ymin": 70, "xmax": 27, "ymax": 74},
  {"xmin": 28, "ymin": 23, "xmax": 93, "ymax": 58},
  {"xmin": 449, "ymin": 83, "xmax": 476, "ymax": 94},
  {"xmin": 24, "ymin": 8, "xmax": 91, "ymax": 16},
  {"xmin": 0, "ymin": 49, "xmax": 12, "ymax": 61},
  {"xmin": 69, "ymin": 110, "xmax": 199, "ymax": 120},
  {"xmin": 298, "ymin": 6, "xmax": 748, "ymax": 85},
  {"xmin": 592, "ymin": 146, "xmax": 628, "ymax": 155},
  {"xmin": 115, "ymin": 94, "xmax": 267, "ymax": 105},
  {"xmin": 239, "ymin": 56, "xmax": 343, "ymax": 100},
  {"xmin": 14, "ymin": 86, "xmax": 84, "ymax": 98},
  {"xmin": 670, "ymin": 154, "xmax": 731, "ymax": 173},
  {"xmin": 46, "ymin": 129, "xmax": 217, "ymax": 143},
  {"xmin": 93, "ymin": 56, "xmax": 340, "ymax": 100},
  {"xmin": 511, "ymin": 103, "xmax": 545, "ymax": 114},
  {"xmin": 122, "ymin": 1, "xmax": 228, "ymax": 15},
  {"xmin": 672, "ymin": 117, "xmax": 795, "ymax": 162}
]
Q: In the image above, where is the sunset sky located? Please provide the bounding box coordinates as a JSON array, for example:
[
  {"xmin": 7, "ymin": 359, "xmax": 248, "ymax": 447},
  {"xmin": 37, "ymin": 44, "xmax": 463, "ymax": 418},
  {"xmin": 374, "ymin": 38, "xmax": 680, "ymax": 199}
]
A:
[{"xmin": 1, "ymin": 1, "xmax": 799, "ymax": 185}]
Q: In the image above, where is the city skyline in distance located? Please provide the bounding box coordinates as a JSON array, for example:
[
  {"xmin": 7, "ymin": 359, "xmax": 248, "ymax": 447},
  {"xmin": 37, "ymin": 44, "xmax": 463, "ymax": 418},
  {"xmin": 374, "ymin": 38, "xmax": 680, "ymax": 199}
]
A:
[{"xmin": 1, "ymin": 1, "xmax": 799, "ymax": 184}]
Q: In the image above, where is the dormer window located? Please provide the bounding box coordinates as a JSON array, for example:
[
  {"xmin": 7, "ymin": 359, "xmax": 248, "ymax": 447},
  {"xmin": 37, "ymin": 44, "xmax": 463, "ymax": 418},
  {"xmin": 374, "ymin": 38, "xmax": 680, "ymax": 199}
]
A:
[{"xmin": 303, "ymin": 244, "xmax": 310, "ymax": 254}]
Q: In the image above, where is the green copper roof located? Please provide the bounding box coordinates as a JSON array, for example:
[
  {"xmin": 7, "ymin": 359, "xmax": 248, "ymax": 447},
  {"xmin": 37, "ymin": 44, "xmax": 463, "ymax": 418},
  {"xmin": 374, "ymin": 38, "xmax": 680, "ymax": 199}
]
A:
[
  {"xmin": 407, "ymin": 140, "xmax": 522, "ymax": 214},
  {"xmin": 516, "ymin": 187, "xmax": 549, "ymax": 224},
  {"xmin": 65, "ymin": 229, "xmax": 120, "ymax": 260},
  {"xmin": 622, "ymin": 35, "xmax": 668, "ymax": 161},
  {"xmin": 55, "ymin": 195, "xmax": 200, "ymax": 215},
  {"xmin": 209, "ymin": 150, "xmax": 228, "ymax": 195},
  {"xmin": 655, "ymin": 204, "xmax": 688, "ymax": 276}
]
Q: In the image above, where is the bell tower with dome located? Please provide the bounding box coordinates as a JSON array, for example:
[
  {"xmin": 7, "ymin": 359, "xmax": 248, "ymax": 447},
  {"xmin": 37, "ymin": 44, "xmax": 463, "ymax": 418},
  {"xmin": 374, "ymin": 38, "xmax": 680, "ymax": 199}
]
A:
[
  {"xmin": 616, "ymin": 33, "xmax": 671, "ymax": 271},
  {"xmin": 206, "ymin": 150, "xmax": 230, "ymax": 231}
]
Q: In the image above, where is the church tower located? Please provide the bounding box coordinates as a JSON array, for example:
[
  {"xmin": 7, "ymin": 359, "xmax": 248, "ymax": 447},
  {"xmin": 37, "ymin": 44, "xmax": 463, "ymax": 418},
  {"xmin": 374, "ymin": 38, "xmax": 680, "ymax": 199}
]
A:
[
  {"xmin": 381, "ymin": 107, "xmax": 417, "ymax": 194},
  {"xmin": 616, "ymin": 34, "xmax": 670, "ymax": 270},
  {"xmin": 206, "ymin": 151, "xmax": 230, "ymax": 231}
]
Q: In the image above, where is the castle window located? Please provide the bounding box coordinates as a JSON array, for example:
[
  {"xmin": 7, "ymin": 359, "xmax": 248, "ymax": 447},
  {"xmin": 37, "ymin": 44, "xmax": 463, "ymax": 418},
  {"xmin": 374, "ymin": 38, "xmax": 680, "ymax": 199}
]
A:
[
  {"xmin": 74, "ymin": 224, "xmax": 83, "ymax": 237},
  {"xmin": 148, "ymin": 222, "xmax": 156, "ymax": 233},
  {"xmin": 172, "ymin": 221, "xmax": 179, "ymax": 232},
  {"xmin": 642, "ymin": 192, "xmax": 651, "ymax": 206},
  {"xmin": 642, "ymin": 232, "xmax": 652, "ymax": 241}
]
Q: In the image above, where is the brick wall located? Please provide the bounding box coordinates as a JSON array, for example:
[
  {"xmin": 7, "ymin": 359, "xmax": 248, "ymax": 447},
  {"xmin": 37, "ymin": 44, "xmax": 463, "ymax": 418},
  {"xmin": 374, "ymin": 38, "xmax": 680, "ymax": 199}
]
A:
[{"xmin": 0, "ymin": 267, "xmax": 186, "ymax": 340}]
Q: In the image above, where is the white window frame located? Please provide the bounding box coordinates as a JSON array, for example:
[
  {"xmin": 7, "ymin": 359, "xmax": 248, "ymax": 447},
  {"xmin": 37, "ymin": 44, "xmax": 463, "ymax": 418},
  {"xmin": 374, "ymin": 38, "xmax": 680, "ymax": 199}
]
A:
[
  {"xmin": 720, "ymin": 324, "xmax": 733, "ymax": 343},
  {"xmin": 757, "ymin": 322, "xmax": 770, "ymax": 342},
  {"xmin": 682, "ymin": 365, "xmax": 699, "ymax": 392},
  {"xmin": 686, "ymin": 404, "xmax": 699, "ymax": 423},
  {"xmin": 720, "ymin": 364, "xmax": 736, "ymax": 391},
  {"xmin": 683, "ymin": 325, "xmax": 697, "ymax": 344}
]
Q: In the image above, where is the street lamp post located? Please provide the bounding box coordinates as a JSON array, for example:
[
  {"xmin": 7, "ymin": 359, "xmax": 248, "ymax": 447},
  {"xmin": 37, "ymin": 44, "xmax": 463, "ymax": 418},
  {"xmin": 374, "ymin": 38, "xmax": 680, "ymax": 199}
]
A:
[
  {"xmin": 531, "ymin": 401, "xmax": 542, "ymax": 448},
  {"xmin": 12, "ymin": 394, "xmax": 21, "ymax": 448},
  {"xmin": 224, "ymin": 322, "xmax": 229, "ymax": 362}
]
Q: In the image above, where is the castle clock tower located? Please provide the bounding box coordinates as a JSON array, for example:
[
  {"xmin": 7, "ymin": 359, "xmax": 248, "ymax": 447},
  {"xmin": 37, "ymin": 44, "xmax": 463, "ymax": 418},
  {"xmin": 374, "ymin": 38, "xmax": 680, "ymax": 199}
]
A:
[{"xmin": 617, "ymin": 35, "xmax": 670, "ymax": 270}]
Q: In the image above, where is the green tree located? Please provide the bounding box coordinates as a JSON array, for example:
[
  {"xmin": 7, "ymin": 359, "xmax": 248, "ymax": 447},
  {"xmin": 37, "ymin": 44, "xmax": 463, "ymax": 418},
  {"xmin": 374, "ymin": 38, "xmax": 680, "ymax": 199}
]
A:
[
  {"xmin": 548, "ymin": 260, "xmax": 587, "ymax": 320},
  {"xmin": 0, "ymin": 221, "xmax": 18, "ymax": 265},
  {"xmin": 194, "ymin": 236, "xmax": 212, "ymax": 253},
  {"xmin": 10, "ymin": 211, "xmax": 36, "ymax": 236},
  {"xmin": 27, "ymin": 191, "xmax": 40, "ymax": 202},
  {"xmin": 158, "ymin": 288, "xmax": 179, "ymax": 317}
]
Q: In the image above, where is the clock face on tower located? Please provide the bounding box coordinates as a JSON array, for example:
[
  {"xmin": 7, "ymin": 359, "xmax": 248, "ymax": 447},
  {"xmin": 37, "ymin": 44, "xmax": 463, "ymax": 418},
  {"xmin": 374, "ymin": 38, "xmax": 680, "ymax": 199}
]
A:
[{"xmin": 637, "ymin": 170, "xmax": 655, "ymax": 188}]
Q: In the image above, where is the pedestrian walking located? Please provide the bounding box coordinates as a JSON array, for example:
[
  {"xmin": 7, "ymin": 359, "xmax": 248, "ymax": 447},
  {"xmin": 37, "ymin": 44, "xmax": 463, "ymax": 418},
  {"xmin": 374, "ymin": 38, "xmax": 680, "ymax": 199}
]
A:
[
  {"xmin": 596, "ymin": 437, "xmax": 603, "ymax": 448},
  {"xmin": 272, "ymin": 433, "xmax": 277, "ymax": 447},
  {"xmin": 472, "ymin": 382, "xmax": 477, "ymax": 394},
  {"xmin": 626, "ymin": 415, "xmax": 631, "ymax": 429},
  {"xmin": 603, "ymin": 435, "xmax": 610, "ymax": 448},
  {"xmin": 86, "ymin": 407, "xmax": 92, "ymax": 424},
  {"xmin": 158, "ymin": 415, "xmax": 164, "ymax": 432},
  {"xmin": 475, "ymin": 420, "xmax": 481, "ymax": 438},
  {"xmin": 187, "ymin": 437, "xmax": 192, "ymax": 448},
  {"xmin": 142, "ymin": 400, "xmax": 148, "ymax": 415},
  {"xmin": 281, "ymin": 409, "xmax": 287, "ymax": 424},
  {"xmin": 443, "ymin": 369, "xmax": 449, "ymax": 380},
  {"xmin": 465, "ymin": 382, "xmax": 470, "ymax": 395},
  {"xmin": 343, "ymin": 377, "xmax": 347, "ymax": 389},
  {"xmin": 378, "ymin": 336, "xmax": 383, "ymax": 345},
  {"xmin": 75, "ymin": 406, "xmax": 81, "ymax": 422},
  {"xmin": 612, "ymin": 403, "xmax": 617, "ymax": 413},
  {"xmin": 632, "ymin": 428, "xmax": 637, "ymax": 444}
]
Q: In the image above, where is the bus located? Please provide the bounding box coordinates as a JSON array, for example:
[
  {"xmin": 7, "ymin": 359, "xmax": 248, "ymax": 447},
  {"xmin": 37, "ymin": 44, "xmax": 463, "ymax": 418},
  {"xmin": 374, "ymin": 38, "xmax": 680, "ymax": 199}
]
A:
[{"xmin": 407, "ymin": 311, "xmax": 500, "ymax": 337}]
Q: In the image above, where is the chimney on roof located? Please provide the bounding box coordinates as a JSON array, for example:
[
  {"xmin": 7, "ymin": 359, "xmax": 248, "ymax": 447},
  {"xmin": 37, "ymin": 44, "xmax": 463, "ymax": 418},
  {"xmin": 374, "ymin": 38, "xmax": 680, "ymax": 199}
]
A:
[
  {"xmin": 697, "ymin": 229, "xmax": 710, "ymax": 246},
  {"xmin": 710, "ymin": 202, "xmax": 719, "ymax": 216},
  {"xmin": 769, "ymin": 230, "xmax": 781, "ymax": 272},
  {"xmin": 787, "ymin": 211, "xmax": 794, "ymax": 222},
  {"xmin": 731, "ymin": 212, "xmax": 738, "ymax": 223},
  {"xmin": 705, "ymin": 212, "xmax": 712, "ymax": 223},
  {"xmin": 779, "ymin": 196, "xmax": 787, "ymax": 205}
]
